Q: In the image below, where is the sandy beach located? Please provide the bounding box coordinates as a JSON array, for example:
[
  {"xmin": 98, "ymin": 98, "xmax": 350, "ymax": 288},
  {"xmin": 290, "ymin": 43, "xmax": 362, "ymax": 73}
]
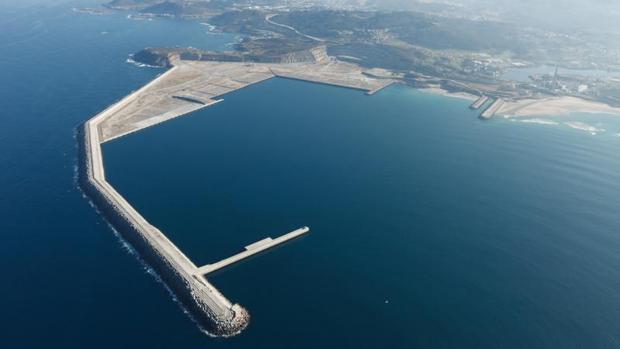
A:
[
  {"xmin": 420, "ymin": 86, "xmax": 479, "ymax": 101},
  {"xmin": 498, "ymin": 96, "xmax": 620, "ymax": 117}
]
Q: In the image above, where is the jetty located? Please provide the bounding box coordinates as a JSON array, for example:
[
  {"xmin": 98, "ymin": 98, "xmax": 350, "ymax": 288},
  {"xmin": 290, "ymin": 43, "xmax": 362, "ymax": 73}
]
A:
[
  {"xmin": 366, "ymin": 81, "xmax": 397, "ymax": 95},
  {"xmin": 197, "ymin": 227, "xmax": 310, "ymax": 275},
  {"xmin": 470, "ymin": 95, "xmax": 489, "ymax": 109},
  {"xmin": 480, "ymin": 98, "xmax": 504, "ymax": 119},
  {"xmin": 94, "ymin": 59, "xmax": 394, "ymax": 143},
  {"xmin": 79, "ymin": 56, "xmax": 394, "ymax": 336}
]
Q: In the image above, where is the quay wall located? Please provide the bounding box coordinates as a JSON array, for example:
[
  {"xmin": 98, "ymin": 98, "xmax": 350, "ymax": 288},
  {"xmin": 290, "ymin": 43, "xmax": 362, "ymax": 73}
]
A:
[{"xmin": 274, "ymin": 74, "xmax": 370, "ymax": 92}]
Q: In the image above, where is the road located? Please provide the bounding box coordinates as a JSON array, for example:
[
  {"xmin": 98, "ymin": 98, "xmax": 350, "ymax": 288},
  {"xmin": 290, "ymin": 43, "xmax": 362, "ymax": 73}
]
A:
[{"xmin": 265, "ymin": 14, "xmax": 325, "ymax": 42}]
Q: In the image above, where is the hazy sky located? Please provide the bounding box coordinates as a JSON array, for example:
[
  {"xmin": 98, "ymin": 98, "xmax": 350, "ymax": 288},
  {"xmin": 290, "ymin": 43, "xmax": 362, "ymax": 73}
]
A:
[
  {"xmin": 3, "ymin": 0, "xmax": 619, "ymax": 34},
  {"xmin": 0, "ymin": 0, "xmax": 98, "ymax": 10},
  {"xmin": 369, "ymin": 0, "xmax": 620, "ymax": 32}
]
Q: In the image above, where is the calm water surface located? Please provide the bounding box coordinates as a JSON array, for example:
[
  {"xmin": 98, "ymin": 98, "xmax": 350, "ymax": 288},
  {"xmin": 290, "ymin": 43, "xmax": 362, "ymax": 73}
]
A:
[{"xmin": 3, "ymin": 1, "xmax": 620, "ymax": 348}]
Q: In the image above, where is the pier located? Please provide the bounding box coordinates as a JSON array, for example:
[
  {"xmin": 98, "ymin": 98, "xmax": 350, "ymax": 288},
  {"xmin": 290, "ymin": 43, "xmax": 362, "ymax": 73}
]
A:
[
  {"xmin": 80, "ymin": 81, "xmax": 249, "ymax": 335},
  {"xmin": 480, "ymin": 98, "xmax": 504, "ymax": 119},
  {"xmin": 366, "ymin": 81, "xmax": 396, "ymax": 95},
  {"xmin": 79, "ymin": 56, "xmax": 393, "ymax": 336},
  {"xmin": 81, "ymin": 92, "xmax": 310, "ymax": 335},
  {"xmin": 470, "ymin": 95, "xmax": 489, "ymax": 109},
  {"xmin": 95, "ymin": 60, "xmax": 395, "ymax": 143},
  {"xmin": 197, "ymin": 227, "xmax": 310, "ymax": 275}
]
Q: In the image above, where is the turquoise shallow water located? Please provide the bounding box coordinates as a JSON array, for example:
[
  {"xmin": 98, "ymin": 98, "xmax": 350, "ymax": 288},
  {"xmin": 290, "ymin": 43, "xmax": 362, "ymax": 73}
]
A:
[{"xmin": 4, "ymin": 1, "xmax": 620, "ymax": 348}]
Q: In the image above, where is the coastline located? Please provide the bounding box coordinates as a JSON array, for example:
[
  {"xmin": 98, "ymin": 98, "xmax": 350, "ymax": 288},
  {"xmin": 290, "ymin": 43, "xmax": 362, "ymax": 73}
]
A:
[
  {"xmin": 419, "ymin": 86, "xmax": 479, "ymax": 101},
  {"xmin": 498, "ymin": 96, "xmax": 620, "ymax": 117}
]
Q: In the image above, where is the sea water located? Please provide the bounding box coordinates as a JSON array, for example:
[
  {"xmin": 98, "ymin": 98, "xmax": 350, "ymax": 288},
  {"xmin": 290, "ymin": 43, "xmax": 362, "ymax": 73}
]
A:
[{"xmin": 3, "ymin": 1, "xmax": 620, "ymax": 348}]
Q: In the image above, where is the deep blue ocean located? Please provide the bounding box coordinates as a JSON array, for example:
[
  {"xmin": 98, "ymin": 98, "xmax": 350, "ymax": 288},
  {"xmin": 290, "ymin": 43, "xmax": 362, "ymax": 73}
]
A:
[{"xmin": 3, "ymin": 1, "xmax": 620, "ymax": 348}]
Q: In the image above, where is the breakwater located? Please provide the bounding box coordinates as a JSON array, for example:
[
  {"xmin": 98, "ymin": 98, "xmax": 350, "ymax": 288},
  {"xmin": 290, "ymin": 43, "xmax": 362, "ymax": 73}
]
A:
[
  {"xmin": 78, "ymin": 127, "xmax": 249, "ymax": 336},
  {"xmin": 78, "ymin": 70, "xmax": 249, "ymax": 336},
  {"xmin": 78, "ymin": 56, "xmax": 396, "ymax": 335},
  {"xmin": 480, "ymin": 98, "xmax": 505, "ymax": 119}
]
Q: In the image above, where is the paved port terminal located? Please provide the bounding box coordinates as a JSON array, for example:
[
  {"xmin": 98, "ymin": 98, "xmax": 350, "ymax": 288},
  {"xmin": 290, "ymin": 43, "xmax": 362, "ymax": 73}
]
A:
[
  {"xmin": 366, "ymin": 81, "xmax": 397, "ymax": 95},
  {"xmin": 81, "ymin": 56, "xmax": 394, "ymax": 336},
  {"xmin": 97, "ymin": 59, "xmax": 395, "ymax": 142}
]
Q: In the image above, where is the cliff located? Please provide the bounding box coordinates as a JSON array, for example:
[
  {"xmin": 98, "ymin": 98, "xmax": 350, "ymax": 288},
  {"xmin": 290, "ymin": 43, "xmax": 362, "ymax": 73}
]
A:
[{"xmin": 131, "ymin": 48, "xmax": 175, "ymax": 67}]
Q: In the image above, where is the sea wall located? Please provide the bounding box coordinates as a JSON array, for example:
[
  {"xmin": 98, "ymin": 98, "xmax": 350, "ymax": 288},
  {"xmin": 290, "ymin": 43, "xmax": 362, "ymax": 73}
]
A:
[{"xmin": 77, "ymin": 91, "xmax": 249, "ymax": 336}]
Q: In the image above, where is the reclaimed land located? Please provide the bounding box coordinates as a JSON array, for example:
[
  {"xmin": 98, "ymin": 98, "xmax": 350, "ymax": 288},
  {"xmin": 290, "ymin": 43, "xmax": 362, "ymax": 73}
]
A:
[{"xmin": 79, "ymin": 54, "xmax": 394, "ymax": 336}]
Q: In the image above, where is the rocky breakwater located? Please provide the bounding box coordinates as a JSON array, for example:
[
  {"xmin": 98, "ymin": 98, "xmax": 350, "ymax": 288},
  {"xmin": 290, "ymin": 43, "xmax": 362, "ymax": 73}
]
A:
[{"xmin": 77, "ymin": 69, "xmax": 249, "ymax": 336}]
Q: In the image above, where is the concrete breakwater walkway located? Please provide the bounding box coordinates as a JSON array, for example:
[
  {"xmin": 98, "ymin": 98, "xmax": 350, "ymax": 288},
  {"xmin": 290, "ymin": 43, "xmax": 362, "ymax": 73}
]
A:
[{"xmin": 80, "ymin": 57, "xmax": 392, "ymax": 336}]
